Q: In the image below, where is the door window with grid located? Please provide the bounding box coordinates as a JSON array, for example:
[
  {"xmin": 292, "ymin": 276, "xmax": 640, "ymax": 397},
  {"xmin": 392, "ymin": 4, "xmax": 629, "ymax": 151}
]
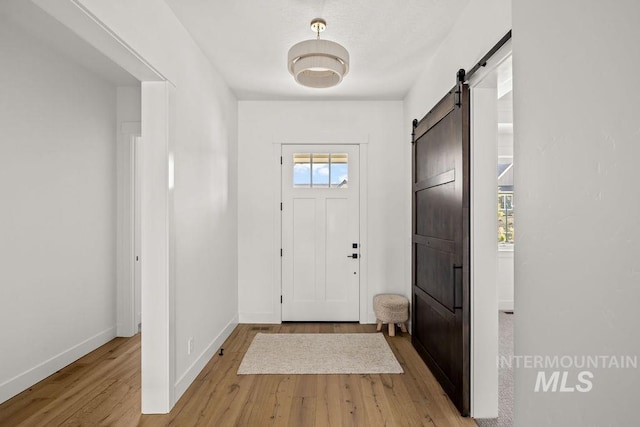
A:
[{"xmin": 292, "ymin": 153, "xmax": 348, "ymax": 188}]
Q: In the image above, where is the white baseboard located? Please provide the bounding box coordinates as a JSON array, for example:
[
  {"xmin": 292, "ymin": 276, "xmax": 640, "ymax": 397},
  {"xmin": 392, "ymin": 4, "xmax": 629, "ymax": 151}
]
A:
[
  {"xmin": 366, "ymin": 312, "xmax": 377, "ymax": 324},
  {"xmin": 499, "ymin": 300, "xmax": 514, "ymax": 311},
  {"xmin": 174, "ymin": 314, "xmax": 239, "ymax": 402},
  {"xmin": 0, "ymin": 327, "xmax": 116, "ymax": 404},
  {"xmin": 238, "ymin": 312, "xmax": 280, "ymax": 324}
]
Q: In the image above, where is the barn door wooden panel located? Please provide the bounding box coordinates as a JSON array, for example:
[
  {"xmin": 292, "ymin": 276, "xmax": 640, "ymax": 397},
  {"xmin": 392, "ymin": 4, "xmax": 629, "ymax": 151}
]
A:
[{"xmin": 412, "ymin": 71, "xmax": 470, "ymax": 415}]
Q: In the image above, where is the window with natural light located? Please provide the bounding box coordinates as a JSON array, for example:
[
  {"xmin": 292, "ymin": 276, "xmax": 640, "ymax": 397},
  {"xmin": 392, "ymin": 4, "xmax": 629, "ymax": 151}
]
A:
[
  {"xmin": 498, "ymin": 158, "xmax": 514, "ymax": 246},
  {"xmin": 498, "ymin": 191, "xmax": 514, "ymax": 245},
  {"xmin": 293, "ymin": 153, "xmax": 348, "ymax": 188}
]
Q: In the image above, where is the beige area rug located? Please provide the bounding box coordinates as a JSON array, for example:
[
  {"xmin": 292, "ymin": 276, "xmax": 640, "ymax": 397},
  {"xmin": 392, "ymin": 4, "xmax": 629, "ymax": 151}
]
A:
[{"xmin": 237, "ymin": 333, "xmax": 404, "ymax": 375}]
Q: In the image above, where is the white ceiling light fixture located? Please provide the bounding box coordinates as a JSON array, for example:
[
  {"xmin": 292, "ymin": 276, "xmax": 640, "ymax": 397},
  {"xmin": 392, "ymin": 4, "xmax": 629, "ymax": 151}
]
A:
[{"xmin": 288, "ymin": 18, "xmax": 349, "ymax": 88}]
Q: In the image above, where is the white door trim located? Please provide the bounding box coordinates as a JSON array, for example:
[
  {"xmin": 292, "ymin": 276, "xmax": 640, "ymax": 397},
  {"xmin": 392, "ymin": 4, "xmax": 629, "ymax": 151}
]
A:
[
  {"xmin": 467, "ymin": 39, "xmax": 512, "ymax": 418},
  {"xmin": 272, "ymin": 138, "xmax": 369, "ymax": 324}
]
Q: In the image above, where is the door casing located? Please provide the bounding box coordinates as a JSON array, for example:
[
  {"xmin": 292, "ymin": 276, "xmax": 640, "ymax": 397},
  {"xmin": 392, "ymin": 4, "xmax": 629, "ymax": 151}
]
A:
[{"xmin": 467, "ymin": 39, "xmax": 512, "ymax": 418}]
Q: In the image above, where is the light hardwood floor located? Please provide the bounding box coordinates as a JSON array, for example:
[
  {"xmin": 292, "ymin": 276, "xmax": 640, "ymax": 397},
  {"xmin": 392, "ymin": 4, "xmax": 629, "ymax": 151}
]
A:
[{"xmin": 0, "ymin": 323, "xmax": 477, "ymax": 426}]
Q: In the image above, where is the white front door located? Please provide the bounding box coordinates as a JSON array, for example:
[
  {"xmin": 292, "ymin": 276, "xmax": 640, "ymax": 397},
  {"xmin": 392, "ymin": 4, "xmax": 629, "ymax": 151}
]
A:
[{"xmin": 281, "ymin": 145, "xmax": 360, "ymax": 321}]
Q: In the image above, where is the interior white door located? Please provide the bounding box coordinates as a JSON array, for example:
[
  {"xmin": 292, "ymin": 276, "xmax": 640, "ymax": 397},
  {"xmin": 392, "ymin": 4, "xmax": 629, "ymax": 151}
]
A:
[
  {"xmin": 133, "ymin": 136, "xmax": 142, "ymax": 333},
  {"xmin": 282, "ymin": 145, "xmax": 360, "ymax": 321}
]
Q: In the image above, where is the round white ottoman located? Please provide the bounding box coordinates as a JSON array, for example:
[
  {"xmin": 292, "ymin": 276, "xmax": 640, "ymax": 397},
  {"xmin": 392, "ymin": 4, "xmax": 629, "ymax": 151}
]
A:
[{"xmin": 373, "ymin": 294, "xmax": 409, "ymax": 336}]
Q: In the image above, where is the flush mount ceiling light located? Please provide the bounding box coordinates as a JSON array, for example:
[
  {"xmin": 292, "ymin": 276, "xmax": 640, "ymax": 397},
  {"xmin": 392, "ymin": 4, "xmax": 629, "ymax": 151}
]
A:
[{"xmin": 288, "ymin": 18, "xmax": 350, "ymax": 88}]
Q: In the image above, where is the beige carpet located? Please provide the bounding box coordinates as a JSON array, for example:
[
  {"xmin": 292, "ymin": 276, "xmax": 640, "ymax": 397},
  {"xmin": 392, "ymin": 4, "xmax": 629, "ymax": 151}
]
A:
[{"xmin": 237, "ymin": 333, "xmax": 404, "ymax": 375}]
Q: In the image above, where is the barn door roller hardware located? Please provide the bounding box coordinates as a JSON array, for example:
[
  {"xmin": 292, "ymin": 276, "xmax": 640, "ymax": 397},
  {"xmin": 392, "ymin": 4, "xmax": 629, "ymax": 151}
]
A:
[{"xmin": 455, "ymin": 69, "xmax": 466, "ymax": 107}]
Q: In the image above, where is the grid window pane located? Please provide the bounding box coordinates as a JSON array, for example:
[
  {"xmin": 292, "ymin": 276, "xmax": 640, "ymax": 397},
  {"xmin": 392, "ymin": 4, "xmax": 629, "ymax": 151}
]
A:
[
  {"xmin": 292, "ymin": 152, "xmax": 349, "ymax": 188},
  {"xmin": 330, "ymin": 153, "xmax": 348, "ymax": 188},
  {"xmin": 312, "ymin": 153, "xmax": 330, "ymax": 187},
  {"xmin": 293, "ymin": 153, "xmax": 311, "ymax": 187}
]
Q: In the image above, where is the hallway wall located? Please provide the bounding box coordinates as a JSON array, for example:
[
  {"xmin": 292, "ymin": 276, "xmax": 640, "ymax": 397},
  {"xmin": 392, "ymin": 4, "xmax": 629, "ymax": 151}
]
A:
[
  {"xmin": 498, "ymin": 250, "xmax": 514, "ymax": 311},
  {"xmin": 238, "ymin": 101, "xmax": 407, "ymax": 324},
  {"xmin": 0, "ymin": 19, "xmax": 118, "ymax": 403},
  {"xmin": 512, "ymin": 1, "xmax": 640, "ymax": 425}
]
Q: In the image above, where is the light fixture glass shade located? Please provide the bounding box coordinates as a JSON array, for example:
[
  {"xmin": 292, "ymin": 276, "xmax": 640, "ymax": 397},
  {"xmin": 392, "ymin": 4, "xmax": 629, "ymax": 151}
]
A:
[{"xmin": 288, "ymin": 39, "xmax": 349, "ymax": 88}]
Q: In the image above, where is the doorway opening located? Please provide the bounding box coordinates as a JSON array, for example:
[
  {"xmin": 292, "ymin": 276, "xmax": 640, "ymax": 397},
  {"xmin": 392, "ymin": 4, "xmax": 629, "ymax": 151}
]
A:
[
  {"xmin": 118, "ymin": 131, "xmax": 143, "ymax": 337},
  {"xmin": 468, "ymin": 39, "xmax": 514, "ymax": 425},
  {"xmin": 0, "ymin": 0, "xmax": 146, "ymax": 406},
  {"xmin": 15, "ymin": 0, "xmax": 177, "ymax": 414}
]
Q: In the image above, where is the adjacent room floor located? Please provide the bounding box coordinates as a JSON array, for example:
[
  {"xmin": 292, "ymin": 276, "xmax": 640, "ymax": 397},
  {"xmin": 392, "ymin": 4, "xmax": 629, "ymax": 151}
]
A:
[
  {"xmin": 476, "ymin": 311, "xmax": 515, "ymax": 427},
  {"xmin": 0, "ymin": 323, "xmax": 477, "ymax": 426}
]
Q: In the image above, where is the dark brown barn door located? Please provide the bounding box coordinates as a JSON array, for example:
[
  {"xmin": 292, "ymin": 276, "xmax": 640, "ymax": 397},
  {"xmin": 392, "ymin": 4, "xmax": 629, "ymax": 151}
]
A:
[{"xmin": 411, "ymin": 70, "xmax": 470, "ymax": 416}]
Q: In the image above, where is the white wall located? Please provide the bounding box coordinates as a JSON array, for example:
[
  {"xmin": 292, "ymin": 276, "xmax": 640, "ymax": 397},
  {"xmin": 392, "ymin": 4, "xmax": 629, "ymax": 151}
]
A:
[
  {"xmin": 513, "ymin": 1, "xmax": 640, "ymax": 425},
  {"xmin": 238, "ymin": 101, "xmax": 406, "ymax": 324},
  {"xmin": 404, "ymin": 0, "xmax": 512, "ymax": 124},
  {"xmin": 498, "ymin": 250, "xmax": 514, "ymax": 311},
  {"xmin": 0, "ymin": 19, "xmax": 117, "ymax": 403},
  {"xmin": 9, "ymin": 0, "xmax": 238, "ymax": 411}
]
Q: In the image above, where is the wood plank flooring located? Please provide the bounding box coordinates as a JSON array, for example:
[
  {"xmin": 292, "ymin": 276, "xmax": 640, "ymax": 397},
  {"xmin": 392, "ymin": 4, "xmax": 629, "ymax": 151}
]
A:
[{"xmin": 0, "ymin": 323, "xmax": 478, "ymax": 426}]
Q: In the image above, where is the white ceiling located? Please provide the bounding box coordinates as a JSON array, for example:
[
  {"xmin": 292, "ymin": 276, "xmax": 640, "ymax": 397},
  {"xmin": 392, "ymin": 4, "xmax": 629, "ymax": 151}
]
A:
[{"xmin": 164, "ymin": 0, "xmax": 470, "ymax": 100}]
